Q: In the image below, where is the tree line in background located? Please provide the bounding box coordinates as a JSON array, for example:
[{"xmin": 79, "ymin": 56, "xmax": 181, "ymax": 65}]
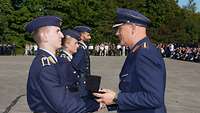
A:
[{"xmin": 0, "ymin": 0, "xmax": 200, "ymax": 54}]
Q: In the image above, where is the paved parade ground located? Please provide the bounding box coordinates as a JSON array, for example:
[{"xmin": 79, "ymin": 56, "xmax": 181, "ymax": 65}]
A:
[{"xmin": 0, "ymin": 56, "xmax": 200, "ymax": 113}]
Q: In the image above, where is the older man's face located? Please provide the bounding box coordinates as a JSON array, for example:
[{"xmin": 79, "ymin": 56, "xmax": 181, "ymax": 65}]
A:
[{"xmin": 115, "ymin": 23, "xmax": 134, "ymax": 46}]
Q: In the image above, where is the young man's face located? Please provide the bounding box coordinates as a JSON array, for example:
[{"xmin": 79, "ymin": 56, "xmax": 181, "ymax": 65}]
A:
[
  {"xmin": 81, "ymin": 32, "xmax": 91, "ymax": 41},
  {"xmin": 47, "ymin": 26, "xmax": 64, "ymax": 50},
  {"xmin": 64, "ymin": 37, "xmax": 79, "ymax": 55}
]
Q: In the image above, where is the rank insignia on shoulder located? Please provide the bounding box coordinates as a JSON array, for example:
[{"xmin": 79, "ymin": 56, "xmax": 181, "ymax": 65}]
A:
[
  {"xmin": 41, "ymin": 56, "xmax": 56, "ymax": 66},
  {"xmin": 41, "ymin": 57, "xmax": 50, "ymax": 67}
]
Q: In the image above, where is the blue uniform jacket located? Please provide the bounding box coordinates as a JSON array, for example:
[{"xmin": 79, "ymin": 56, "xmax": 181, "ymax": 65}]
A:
[
  {"xmin": 58, "ymin": 51, "xmax": 99, "ymax": 112},
  {"xmin": 72, "ymin": 43, "xmax": 90, "ymax": 76},
  {"xmin": 108, "ymin": 37, "xmax": 167, "ymax": 113},
  {"xmin": 72, "ymin": 43, "xmax": 91, "ymax": 97},
  {"xmin": 27, "ymin": 49, "xmax": 98, "ymax": 113}
]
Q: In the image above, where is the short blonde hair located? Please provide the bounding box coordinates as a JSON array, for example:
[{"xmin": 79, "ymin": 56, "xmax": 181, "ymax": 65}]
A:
[
  {"xmin": 61, "ymin": 36, "xmax": 73, "ymax": 46},
  {"xmin": 31, "ymin": 26, "xmax": 50, "ymax": 43}
]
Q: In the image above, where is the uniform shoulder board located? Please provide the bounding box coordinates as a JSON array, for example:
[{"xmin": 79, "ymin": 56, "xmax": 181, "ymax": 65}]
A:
[
  {"xmin": 41, "ymin": 56, "xmax": 56, "ymax": 67},
  {"xmin": 41, "ymin": 57, "xmax": 50, "ymax": 67}
]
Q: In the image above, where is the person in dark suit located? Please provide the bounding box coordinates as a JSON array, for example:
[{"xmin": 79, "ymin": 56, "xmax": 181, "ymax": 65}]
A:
[
  {"xmin": 26, "ymin": 16, "xmax": 99, "ymax": 113},
  {"xmin": 72, "ymin": 26, "xmax": 92, "ymax": 97},
  {"xmin": 94, "ymin": 8, "xmax": 167, "ymax": 113}
]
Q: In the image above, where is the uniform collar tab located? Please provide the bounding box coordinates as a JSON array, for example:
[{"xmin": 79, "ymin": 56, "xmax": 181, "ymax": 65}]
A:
[
  {"xmin": 63, "ymin": 50, "xmax": 73, "ymax": 61},
  {"xmin": 129, "ymin": 37, "xmax": 148, "ymax": 51},
  {"xmin": 39, "ymin": 48, "xmax": 58, "ymax": 62},
  {"xmin": 79, "ymin": 41, "xmax": 87, "ymax": 49}
]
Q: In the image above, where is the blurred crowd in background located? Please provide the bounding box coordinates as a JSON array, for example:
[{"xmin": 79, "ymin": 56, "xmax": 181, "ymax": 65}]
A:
[
  {"xmin": 157, "ymin": 43, "xmax": 200, "ymax": 63},
  {"xmin": 22, "ymin": 43, "xmax": 129, "ymax": 56},
  {"xmin": 0, "ymin": 43, "xmax": 16, "ymax": 56},
  {"xmin": 23, "ymin": 42, "xmax": 200, "ymax": 63},
  {"xmin": 1, "ymin": 42, "xmax": 200, "ymax": 63}
]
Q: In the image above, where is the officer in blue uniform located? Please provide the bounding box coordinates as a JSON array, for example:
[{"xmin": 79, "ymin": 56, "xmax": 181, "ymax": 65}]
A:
[
  {"xmin": 57, "ymin": 29, "xmax": 100, "ymax": 112},
  {"xmin": 72, "ymin": 26, "xmax": 92, "ymax": 97},
  {"xmin": 73, "ymin": 26, "xmax": 91, "ymax": 76},
  {"xmin": 94, "ymin": 8, "xmax": 167, "ymax": 113},
  {"xmin": 59, "ymin": 29, "xmax": 80, "ymax": 61},
  {"xmin": 26, "ymin": 16, "xmax": 99, "ymax": 113}
]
